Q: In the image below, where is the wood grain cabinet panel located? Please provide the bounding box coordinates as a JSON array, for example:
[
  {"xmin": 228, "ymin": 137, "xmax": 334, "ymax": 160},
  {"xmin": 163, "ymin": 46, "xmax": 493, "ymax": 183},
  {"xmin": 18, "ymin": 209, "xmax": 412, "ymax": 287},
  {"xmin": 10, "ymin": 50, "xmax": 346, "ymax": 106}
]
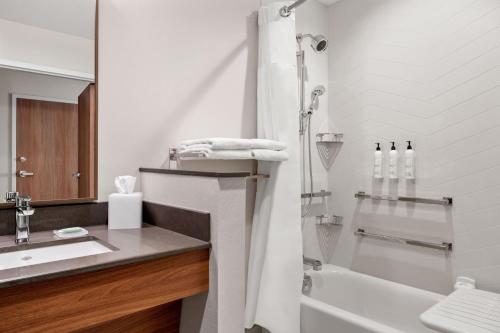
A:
[{"xmin": 0, "ymin": 249, "xmax": 209, "ymax": 333}]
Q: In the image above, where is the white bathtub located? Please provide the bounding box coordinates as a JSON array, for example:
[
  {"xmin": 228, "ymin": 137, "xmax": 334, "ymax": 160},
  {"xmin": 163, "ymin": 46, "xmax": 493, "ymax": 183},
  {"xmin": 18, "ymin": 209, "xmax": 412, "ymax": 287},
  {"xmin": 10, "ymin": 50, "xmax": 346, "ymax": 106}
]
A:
[{"xmin": 301, "ymin": 265, "xmax": 444, "ymax": 333}]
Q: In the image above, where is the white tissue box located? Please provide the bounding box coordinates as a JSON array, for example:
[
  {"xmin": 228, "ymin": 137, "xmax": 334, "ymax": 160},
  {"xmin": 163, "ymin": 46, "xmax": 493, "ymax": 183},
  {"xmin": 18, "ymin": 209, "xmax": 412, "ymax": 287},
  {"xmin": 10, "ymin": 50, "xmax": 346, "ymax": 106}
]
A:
[{"xmin": 108, "ymin": 192, "xmax": 143, "ymax": 229}]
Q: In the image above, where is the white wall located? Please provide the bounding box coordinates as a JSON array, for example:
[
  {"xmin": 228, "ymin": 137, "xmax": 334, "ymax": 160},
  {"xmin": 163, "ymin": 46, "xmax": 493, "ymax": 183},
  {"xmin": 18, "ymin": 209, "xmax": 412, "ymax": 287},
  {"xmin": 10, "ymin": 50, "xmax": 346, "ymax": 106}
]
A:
[
  {"xmin": 0, "ymin": 68, "xmax": 89, "ymax": 195},
  {"xmin": 325, "ymin": 0, "xmax": 500, "ymax": 294},
  {"xmin": 0, "ymin": 19, "xmax": 94, "ymax": 78},
  {"xmin": 98, "ymin": 0, "xmax": 259, "ymax": 199}
]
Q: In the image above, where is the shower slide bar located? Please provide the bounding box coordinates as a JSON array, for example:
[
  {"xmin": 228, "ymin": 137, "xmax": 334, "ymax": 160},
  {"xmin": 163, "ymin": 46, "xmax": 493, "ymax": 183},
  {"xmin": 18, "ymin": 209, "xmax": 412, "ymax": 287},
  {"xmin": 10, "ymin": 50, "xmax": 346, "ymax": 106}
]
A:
[
  {"xmin": 355, "ymin": 228, "xmax": 453, "ymax": 252},
  {"xmin": 280, "ymin": 0, "xmax": 308, "ymax": 17},
  {"xmin": 355, "ymin": 191, "xmax": 453, "ymax": 206}
]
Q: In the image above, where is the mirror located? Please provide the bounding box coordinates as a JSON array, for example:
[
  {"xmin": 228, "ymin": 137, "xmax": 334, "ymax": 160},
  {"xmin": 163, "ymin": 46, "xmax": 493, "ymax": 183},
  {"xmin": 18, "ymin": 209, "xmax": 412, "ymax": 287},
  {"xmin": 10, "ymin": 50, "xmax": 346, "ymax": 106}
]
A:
[{"xmin": 0, "ymin": 0, "xmax": 97, "ymax": 204}]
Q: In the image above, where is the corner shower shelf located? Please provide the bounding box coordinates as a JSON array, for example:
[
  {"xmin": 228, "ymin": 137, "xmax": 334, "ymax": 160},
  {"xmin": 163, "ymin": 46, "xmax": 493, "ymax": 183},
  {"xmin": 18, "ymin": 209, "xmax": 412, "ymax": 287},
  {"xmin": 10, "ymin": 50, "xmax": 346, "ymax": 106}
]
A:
[
  {"xmin": 316, "ymin": 215, "xmax": 343, "ymax": 226},
  {"xmin": 316, "ymin": 133, "xmax": 343, "ymax": 170},
  {"xmin": 316, "ymin": 133, "xmax": 344, "ymax": 143},
  {"xmin": 301, "ymin": 190, "xmax": 331, "ymax": 199},
  {"xmin": 355, "ymin": 191, "xmax": 453, "ymax": 206}
]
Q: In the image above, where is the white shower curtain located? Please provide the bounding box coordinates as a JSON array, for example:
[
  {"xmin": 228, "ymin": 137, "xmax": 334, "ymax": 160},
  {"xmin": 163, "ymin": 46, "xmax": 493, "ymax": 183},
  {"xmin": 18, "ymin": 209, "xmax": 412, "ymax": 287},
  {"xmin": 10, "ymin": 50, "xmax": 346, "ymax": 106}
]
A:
[{"xmin": 245, "ymin": 2, "xmax": 302, "ymax": 333}]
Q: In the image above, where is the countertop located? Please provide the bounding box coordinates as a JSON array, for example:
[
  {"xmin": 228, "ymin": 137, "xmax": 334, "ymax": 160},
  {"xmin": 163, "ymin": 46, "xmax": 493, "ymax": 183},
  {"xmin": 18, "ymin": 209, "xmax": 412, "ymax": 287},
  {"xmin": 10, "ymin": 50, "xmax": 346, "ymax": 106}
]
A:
[{"xmin": 0, "ymin": 224, "xmax": 210, "ymax": 288}]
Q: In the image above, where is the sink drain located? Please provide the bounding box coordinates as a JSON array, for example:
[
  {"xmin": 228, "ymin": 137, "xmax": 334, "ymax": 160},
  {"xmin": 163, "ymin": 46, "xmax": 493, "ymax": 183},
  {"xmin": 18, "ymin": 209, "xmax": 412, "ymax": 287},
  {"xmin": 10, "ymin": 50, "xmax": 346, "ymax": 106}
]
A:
[{"xmin": 21, "ymin": 256, "xmax": 32, "ymax": 261}]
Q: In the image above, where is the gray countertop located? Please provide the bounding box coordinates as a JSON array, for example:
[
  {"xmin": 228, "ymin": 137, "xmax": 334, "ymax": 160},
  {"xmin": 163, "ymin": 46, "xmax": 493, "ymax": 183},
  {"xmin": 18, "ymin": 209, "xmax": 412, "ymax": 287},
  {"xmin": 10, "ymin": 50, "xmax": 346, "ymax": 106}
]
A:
[{"xmin": 0, "ymin": 224, "xmax": 210, "ymax": 288}]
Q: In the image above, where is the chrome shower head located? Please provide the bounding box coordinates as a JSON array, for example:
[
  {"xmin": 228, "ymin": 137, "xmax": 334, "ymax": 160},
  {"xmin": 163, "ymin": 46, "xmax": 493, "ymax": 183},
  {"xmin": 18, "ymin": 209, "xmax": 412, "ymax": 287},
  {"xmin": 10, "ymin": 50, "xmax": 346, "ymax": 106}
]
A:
[
  {"xmin": 310, "ymin": 35, "xmax": 328, "ymax": 53},
  {"xmin": 297, "ymin": 33, "xmax": 328, "ymax": 53},
  {"xmin": 306, "ymin": 85, "xmax": 326, "ymax": 115},
  {"xmin": 311, "ymin": 85, "xmax": 326, "ymax": 97}
]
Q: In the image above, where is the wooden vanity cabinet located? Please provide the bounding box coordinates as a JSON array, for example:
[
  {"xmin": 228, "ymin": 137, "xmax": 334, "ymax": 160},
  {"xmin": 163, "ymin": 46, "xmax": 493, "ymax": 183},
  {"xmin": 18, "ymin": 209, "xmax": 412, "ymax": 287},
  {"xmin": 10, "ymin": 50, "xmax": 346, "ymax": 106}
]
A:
[{"xmin": 0, "ymin": 249, "xmax": 209, "ymax": 333}]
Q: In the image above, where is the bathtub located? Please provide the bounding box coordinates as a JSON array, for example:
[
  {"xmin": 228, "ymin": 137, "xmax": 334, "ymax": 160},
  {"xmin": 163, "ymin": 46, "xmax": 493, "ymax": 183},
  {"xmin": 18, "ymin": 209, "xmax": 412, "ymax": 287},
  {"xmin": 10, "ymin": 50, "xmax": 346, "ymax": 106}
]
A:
[{"xmin": 301, "ymin": 265, "xmax": 444, "ymax": 333}]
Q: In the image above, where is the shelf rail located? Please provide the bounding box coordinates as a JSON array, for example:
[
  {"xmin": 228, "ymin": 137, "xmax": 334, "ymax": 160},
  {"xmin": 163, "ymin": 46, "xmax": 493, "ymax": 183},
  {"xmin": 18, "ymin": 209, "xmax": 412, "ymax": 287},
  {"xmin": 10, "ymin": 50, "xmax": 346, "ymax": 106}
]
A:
[
  {"xmin": 355, "ymin": 191, "xmax": 453, "ymax": 206},
  {"xmin": 301, "ymin": 190, "xmax": 331, "ymax": 199},
  {"xmin": 355, "ymin": 228, "xmax": 452, "ymax": 252}
]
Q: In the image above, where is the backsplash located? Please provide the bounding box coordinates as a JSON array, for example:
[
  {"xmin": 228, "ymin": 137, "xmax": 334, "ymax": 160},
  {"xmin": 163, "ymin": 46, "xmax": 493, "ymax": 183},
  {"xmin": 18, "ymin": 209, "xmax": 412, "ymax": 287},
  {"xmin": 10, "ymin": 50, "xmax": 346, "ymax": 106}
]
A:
[{"xmin": 0, "ymin": 202, "xmax": 108, "ymax": 236}]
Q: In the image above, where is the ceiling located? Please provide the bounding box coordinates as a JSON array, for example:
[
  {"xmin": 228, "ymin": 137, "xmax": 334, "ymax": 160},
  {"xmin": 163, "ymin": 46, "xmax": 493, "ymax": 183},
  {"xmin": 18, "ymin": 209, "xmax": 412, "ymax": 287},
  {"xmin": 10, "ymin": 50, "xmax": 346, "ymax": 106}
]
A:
[
  {"xmin": 317, "ymin": 0, "xmax": 343, "ymax": 5},
  {"xmin": 0, "ymin": 0, "xmax": 96, "ymax": 39}
]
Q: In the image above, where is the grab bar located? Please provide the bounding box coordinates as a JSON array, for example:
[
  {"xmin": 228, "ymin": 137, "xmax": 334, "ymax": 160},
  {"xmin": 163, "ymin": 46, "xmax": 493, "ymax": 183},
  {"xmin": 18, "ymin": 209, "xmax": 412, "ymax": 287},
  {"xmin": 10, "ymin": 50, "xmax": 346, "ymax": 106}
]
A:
[
  {"xmin": 301, "ymin": 190, "xmax": 331, "ymax": 198},
  {"xmin": 354, "ymin": 228, "xmax": 452, "ymax": 252},
  {"xmin": 355, "ymin": 191, "xmax": 453, "ymax": 206}
]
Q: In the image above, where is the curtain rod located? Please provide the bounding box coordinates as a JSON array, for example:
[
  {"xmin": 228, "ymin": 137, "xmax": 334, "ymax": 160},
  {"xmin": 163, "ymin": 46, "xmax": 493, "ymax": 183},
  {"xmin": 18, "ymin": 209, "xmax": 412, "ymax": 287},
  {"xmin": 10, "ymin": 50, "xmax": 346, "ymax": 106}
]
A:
[{"xmin": 280, "ymin": 0, "xmax": 308, "ymax": 17}]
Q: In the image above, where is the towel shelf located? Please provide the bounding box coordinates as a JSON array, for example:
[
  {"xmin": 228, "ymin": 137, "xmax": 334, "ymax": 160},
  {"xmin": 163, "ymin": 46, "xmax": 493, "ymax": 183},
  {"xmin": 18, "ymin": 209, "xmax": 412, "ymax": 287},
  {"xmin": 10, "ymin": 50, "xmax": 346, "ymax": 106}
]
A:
[
  {"xmin": 355, "ymin": 191, "xmax": 453, "ymax": 206},
  {"xmin": 355, "ymin": 228, "xmax": 452, "ymax": 252},
  {"xmin": 169, "ymin": 148, "xmax": 211, "ymax": 161}
]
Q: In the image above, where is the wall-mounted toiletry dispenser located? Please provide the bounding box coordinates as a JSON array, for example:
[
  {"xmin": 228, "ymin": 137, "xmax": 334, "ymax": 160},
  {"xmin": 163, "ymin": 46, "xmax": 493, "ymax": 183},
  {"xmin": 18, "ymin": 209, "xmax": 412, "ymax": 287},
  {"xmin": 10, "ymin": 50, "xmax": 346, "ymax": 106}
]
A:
[
  {"xmin": 373, "ymin": 143, "xmax": 383, "ymax": 179},
  {"xmin": 388, "ymin": 142, "xmax": 399, "ymax": 180},
  {"xmin": 405, "ymin": 141, "xmax": 416, "ymax": 180}
]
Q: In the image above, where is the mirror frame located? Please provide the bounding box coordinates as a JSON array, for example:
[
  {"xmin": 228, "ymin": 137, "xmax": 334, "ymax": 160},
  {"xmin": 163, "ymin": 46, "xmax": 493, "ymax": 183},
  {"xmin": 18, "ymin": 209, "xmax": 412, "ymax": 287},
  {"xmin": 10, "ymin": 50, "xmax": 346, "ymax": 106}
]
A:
[{"xmin": 0, "ymin": 0, "xmax": 99, "ymax": 209}]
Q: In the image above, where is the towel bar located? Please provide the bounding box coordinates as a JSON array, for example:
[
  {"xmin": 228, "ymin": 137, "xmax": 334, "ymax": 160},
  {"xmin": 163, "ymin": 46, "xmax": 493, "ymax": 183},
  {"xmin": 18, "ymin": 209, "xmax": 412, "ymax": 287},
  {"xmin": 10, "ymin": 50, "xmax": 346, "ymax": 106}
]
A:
[
  {"xmin": 354, "ymin": 228, "xmax": 452, "ymax": 251},
  {"xmin": 355, "ymin": 191, "xmax": 453, "ymax": 206}
]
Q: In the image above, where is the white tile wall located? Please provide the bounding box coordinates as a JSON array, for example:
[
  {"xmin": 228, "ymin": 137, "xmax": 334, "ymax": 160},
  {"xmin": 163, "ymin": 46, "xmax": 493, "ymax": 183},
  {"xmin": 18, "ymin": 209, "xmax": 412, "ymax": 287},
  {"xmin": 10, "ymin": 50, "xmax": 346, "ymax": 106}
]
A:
[
  {"xmin": 295, "ymin": 0, "xmax": 335, "ymax": 262},
  {"xmin": 300, "ymin": 0, "xmax": 500, "ymax": 294}
]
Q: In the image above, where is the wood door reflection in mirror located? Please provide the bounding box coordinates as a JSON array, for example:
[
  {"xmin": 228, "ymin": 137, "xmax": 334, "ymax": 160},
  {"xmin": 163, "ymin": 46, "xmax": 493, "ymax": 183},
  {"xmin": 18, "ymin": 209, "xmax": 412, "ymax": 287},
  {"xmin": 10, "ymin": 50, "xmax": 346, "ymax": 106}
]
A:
[{"xmin": 14, "ymin": 84, "xmax": 95, "ymax": 201}]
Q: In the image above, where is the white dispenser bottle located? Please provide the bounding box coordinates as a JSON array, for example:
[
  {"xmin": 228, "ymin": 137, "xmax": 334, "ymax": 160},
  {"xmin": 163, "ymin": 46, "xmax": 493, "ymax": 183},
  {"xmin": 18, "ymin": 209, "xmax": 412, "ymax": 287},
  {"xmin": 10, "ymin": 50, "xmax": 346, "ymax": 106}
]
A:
[
  {"xmin": 404, "ymin": 141, "xmax": 416, "ymax": 180},
  {"xmin": 373, "ymin": 143, "xmax": 383, "ymax": 179},
  {"xmin": 388, "ymin": 141, "xmax": 399, "ymax": 179}
]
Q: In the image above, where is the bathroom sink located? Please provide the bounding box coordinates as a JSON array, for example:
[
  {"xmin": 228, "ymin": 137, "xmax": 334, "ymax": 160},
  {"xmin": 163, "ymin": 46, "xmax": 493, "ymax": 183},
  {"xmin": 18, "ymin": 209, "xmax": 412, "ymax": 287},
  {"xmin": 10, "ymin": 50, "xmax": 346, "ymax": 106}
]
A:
[{"xmin": 0, "ymin": 237, "xmax": 116, "ymax": 270}]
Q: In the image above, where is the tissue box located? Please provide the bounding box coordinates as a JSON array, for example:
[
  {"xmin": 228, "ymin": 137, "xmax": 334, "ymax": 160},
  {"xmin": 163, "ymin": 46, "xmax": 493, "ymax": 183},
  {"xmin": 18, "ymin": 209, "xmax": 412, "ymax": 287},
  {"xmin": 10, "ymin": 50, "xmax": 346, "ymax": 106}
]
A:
[{"xmin": 108, "ymin": 192, "xmax": 143, "ymax": 229}]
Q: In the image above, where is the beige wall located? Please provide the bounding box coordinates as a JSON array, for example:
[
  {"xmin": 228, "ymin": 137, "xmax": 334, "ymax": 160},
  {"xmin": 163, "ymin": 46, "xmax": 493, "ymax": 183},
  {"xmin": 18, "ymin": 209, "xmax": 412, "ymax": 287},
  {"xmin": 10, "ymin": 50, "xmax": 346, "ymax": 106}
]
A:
[
  {"xmin": 0, "ymin": 19, "xmax": 94, "ymax": 77},
  {"xmin": 97, "ymin": 0, "xmax": 259, "ymax": 199}
]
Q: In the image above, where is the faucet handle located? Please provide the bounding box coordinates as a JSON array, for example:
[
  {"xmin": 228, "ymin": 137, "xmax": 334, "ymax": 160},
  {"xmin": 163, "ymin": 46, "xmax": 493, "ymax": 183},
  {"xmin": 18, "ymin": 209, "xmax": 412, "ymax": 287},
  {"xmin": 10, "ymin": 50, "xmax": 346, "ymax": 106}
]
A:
[
  {"xmin": 5, "ymin": 191, "xmax": 18, "ymax": 202},
  {"xmin": 16, "ymin": 195, "xmax": 32, "ymax": 207}
]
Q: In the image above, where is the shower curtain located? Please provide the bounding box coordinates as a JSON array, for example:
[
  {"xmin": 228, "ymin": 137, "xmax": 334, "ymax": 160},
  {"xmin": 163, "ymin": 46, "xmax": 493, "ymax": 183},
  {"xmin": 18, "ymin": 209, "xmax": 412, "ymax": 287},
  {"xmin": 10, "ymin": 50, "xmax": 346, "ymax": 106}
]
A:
[{"xmin": 245, "ymin": 2, "xmax": 302, "ymax": 333}]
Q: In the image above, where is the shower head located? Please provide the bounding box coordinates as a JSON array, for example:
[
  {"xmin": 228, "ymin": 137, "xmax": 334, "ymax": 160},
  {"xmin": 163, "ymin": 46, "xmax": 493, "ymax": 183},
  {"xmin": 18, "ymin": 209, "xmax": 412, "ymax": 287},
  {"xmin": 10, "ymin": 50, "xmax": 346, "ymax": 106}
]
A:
[
  {"xmin": 311, "ymin": 85, "xmax": 326, "ymax": 97},
  {"xmin": 310, "ymin": 35, "xmax": 328, "ymax": 53},
  {"xmin": 297, "ymin": 33, "xmax": 328, "ymax": 53},
  {"xmin": 306, "ymin": 85, "xmax": 326, "ymax": 115}
]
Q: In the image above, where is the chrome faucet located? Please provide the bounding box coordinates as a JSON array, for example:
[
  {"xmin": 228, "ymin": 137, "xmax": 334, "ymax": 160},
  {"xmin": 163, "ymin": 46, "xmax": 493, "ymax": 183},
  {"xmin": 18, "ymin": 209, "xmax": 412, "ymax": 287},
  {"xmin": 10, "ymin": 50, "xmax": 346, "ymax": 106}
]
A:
[
  {"xmin": 303, "ymin": 273, "xmax": 312, "ymax": 293},
  {"xmin": 303, "ymin": 255, "xmax": 322, "ymax": 271},
  {"xmin": 5, "ymin": 192, "xmax": 35, "ymax": 244}
]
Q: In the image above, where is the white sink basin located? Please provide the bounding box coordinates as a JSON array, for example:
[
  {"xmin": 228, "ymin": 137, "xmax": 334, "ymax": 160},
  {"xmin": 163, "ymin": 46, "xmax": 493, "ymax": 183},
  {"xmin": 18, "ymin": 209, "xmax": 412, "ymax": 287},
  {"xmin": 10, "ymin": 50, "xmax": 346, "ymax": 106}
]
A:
[{"xmin": 0, "ymin": 239, "xmax": 114, "ymax": 270}]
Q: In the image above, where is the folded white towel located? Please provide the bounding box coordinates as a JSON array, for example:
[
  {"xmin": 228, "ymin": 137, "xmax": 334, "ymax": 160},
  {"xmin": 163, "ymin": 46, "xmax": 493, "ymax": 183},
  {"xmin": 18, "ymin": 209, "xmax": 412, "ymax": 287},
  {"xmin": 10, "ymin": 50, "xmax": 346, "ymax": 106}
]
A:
[
  {"xmin": 251, "ymin": 139, "xmax": 287, "ymax": 151},
  {"xmin": 180, "ymin": 138, "xmax": 287, "ymax": 151},
  {"xmin": 177, "ymin": 147, "xmax": 288, "ymax": 162},
  {"xmin": 252, "ymin": 149, "xmax": 289, "ymax": 162},
  {"xmin": 178, "ymin": 148, "xmax": 254, "ymax": 160}
]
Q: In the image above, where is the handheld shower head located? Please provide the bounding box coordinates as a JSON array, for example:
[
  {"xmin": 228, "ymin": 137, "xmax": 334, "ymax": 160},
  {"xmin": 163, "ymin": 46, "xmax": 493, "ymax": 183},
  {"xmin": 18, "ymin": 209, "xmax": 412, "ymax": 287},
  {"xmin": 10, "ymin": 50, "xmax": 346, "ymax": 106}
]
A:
[
  {"xmin": 306, "ymin": 85, "xmax": 326, "ymax": 114},
  {"xmin": 311, "ymin": 85, "xmax": 326, "ymax": 97}
]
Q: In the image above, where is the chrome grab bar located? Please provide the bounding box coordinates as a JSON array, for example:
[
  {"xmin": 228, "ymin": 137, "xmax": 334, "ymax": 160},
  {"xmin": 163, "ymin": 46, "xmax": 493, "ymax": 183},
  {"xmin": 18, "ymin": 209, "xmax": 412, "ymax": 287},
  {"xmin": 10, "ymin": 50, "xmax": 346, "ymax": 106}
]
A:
[
  {"xmin": 354, "ymin": 228, "xmax": 452, "ymax": 252},
  {"xmin": 355, "ymin": 191, "xmax": 453, "ymax": 206},
  {"xmin": 301, "ymin": 190, "xmax": 331, "ymax": 198}
]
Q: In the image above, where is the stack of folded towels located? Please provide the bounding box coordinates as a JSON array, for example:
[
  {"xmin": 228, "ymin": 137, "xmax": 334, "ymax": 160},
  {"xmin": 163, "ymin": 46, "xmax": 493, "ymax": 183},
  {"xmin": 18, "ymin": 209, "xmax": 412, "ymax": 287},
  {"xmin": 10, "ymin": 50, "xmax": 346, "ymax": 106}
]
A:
[{"xmin": 178, "ymin": 138, "xmax": 288, "ymax": 162}]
